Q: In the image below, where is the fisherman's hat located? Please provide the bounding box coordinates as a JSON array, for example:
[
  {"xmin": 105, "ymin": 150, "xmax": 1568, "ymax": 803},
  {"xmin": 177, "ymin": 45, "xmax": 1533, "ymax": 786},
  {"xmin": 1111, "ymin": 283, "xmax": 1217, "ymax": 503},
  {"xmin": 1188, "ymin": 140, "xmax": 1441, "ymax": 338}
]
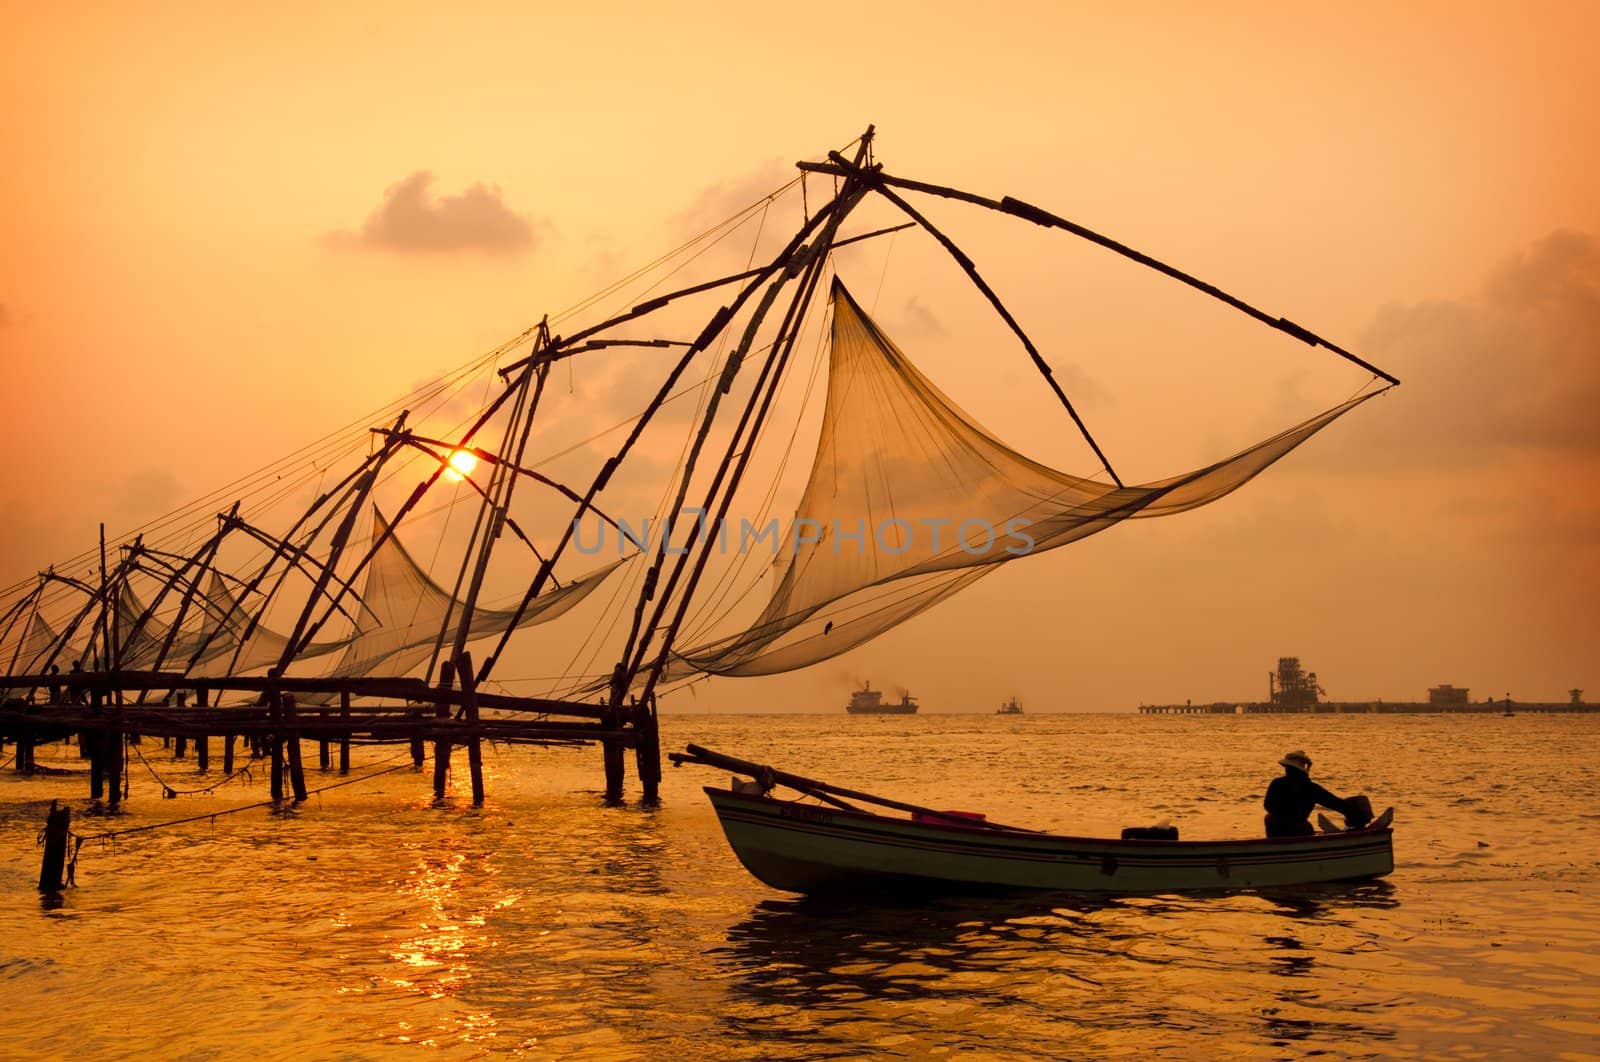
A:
[{"xmin": 1279, "ymin": 750, "xmax": 1313, "ymax": 770}]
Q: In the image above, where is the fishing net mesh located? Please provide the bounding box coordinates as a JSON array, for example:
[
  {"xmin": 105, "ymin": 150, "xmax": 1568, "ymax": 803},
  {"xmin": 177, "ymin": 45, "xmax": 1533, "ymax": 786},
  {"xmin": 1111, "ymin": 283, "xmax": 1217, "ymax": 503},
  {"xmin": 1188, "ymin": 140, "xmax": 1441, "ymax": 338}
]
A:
[{"xmin": 674, "ymin": 280, "xmax": 1375, "ymax": 677}]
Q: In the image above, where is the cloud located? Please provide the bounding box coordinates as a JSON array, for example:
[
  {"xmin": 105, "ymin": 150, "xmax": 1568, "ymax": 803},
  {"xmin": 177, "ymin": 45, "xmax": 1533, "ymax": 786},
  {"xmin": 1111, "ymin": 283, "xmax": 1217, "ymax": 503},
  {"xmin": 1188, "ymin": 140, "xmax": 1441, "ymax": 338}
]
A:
[
  {"xmin": 1271, "ymin": 229, "xmax": 1600, "ymax": 558},
  {"xmin": 1347, "ymin": 229, "xmax": 1600, "ymax": 468},
  {"xmin": 900, "ymin": 294, "xmax": 945, "ymax": 336},
  {"xmin": 109, "ymin": 468, "xmax": 186, "ymax": 527},
  {"xmin": 674, "ymin": 158, "xmax": 796, "ymax": 240},
  {"xmin": 329, "ymin": 171, "xmax": 540, "ymax": 255}
]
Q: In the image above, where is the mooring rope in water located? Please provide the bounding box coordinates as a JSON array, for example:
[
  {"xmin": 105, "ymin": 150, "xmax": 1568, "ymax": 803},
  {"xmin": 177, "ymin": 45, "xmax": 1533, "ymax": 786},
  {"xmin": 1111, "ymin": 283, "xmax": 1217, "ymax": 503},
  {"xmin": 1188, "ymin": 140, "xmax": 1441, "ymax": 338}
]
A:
[
  {"xmin": 129, "ymin": 739, "xmax": 262, "ymax": 798},
  {"xmin": 62, "ymin": 749, "xmax": 418, "ymax": 858}
]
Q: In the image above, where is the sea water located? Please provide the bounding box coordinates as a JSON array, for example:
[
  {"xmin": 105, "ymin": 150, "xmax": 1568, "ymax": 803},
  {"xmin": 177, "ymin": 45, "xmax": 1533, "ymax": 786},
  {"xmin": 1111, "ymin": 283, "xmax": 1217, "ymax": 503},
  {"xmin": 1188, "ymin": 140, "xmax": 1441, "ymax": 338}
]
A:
[{"xmin": 2, "ymin": 712, "xmax": 1597, "ymax": 1060}]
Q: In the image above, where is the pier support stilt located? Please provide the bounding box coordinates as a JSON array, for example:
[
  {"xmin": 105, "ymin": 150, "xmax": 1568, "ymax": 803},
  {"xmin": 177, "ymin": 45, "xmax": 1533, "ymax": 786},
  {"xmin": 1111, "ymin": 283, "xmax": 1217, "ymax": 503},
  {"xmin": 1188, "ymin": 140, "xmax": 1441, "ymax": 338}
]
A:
[
  {"xmin": 432, "ymin": 661, "xmax": 455, "ymax": 800},
  {"xmin": 458, "ymin": 652, "xmax": 485, "ymax": 807},
  {"xmin": 105, "ymin": 731, "xmax": 122, "ymax": 809},
  {"xmin": 432, "ymin": 739, "xmax": 452, "ymax": 799},
  {"xmin": 223, "ymin": 733, "xmax": 235, "ymax": 775},
  {"xmin": 270, "ymin": 733, "xmax": 284, "ymax": 802},
  {"xmin": 195, "ymin": 687, "xmax": 210, "ymax": 773},
  {"xmin": 338, "ymin": 691, "xmax": 351, "ymax": 775},
  {"xmin": 635, "ymin": 698, "xmax": 661, "ymax": 804},
  {"xmin": 602, "ymin": 736, "xmax": 626, "ymax": 802},
  {"xmin": 38, "ymin": 801, "xmax": 70, "ymax": 892},
  {"xmin": 89, "ymin": 732, "xmax": 104, "ymax": 800},
  {"xmin": 466, "ymin": 735, "xmax": 484, "ymax": 807},
  {"xmin": 284, "ymin": 695, "xmax": 308, "ymax": 803}
]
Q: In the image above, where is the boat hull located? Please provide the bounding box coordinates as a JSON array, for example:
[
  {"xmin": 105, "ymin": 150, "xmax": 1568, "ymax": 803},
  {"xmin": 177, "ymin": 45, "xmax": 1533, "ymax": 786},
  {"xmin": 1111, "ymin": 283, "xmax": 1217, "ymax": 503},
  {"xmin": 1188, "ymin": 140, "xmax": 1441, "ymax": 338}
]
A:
[{"xmin": 705, "ymin": 788, "xmax": 1393, "ymax": 895}]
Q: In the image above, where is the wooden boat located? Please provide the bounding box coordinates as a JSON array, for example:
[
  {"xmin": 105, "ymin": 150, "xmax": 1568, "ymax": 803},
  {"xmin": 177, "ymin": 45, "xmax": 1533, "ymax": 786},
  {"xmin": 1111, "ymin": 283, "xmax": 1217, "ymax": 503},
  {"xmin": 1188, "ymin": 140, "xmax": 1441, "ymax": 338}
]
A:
[{"xmin": 675, "ymin": 745, "xmax": 1394, "ymax": 896}]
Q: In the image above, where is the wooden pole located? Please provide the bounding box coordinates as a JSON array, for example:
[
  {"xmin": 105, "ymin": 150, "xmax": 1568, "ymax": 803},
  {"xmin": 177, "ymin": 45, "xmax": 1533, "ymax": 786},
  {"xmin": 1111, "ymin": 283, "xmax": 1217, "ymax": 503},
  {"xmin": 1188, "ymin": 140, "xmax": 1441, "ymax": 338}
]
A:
[
  {"xmin": 223, "ymin": 732, "xmax": 235, "ymax": 775},
  {"xmin": 284, "ymin": 694, "xmax": 308, "ymax": 802},
  {"xmin": 633, "ymin": 184, "xmax": 864, "ymax": 701},
  {"xmin": 38, "ymin": 801, "xmax": 71, "ymax": 892},
  {"xmin": 195, "ymin": 686, "xmax": 209, "ymax": 772},
  {"xmin": 474, "ymin": 194, "xmax": 851, "ymax": 688},
  {"xmin": 673, "ymin": 744, "xmax": 1040, "ymax": 833},
  {"xmin": 89, "ymin": 738, "xmax": 104, "ymax": 798},
  {"xmin": 795, "ymin": 159, "xmax": 1403, "ymax": 387},
  {"xmin": 318, "ymin": 738, "xmax": 330, "ymax": 771},
  {"xmin": 432, "ymin": 660, "xmax": 455, "ymax": 800},
  {"xmin": 635, "ymin": 697, "xmax": 661, "ymax": 804},
  {"xmin": 602, "ymin": 724, "xmax": 625, "ymax": 802},
  {"xmin": 458, "ymin": 651, "xmax": 485, "ymax": 807},
  {"xmin": 338, "ymin": 690, "xmax": 351, "ymax": 775},
  {"xmin": 865, "ymin": 182, "xmax": 1124, "ymax": 487},
  {"xmin": 269, "ymin": 681, "xmax": 284, "ymax": 802},
  {"xmin": 273, "ymin": 416, "xmax": 408, "ymax": 674},
  {"xmin": 88, "ymin": 696, "xmax": 104, "ymax": 800},
  {"xmin": 105, "ymin": 727, "xmax": 122, "ymax": 809}
]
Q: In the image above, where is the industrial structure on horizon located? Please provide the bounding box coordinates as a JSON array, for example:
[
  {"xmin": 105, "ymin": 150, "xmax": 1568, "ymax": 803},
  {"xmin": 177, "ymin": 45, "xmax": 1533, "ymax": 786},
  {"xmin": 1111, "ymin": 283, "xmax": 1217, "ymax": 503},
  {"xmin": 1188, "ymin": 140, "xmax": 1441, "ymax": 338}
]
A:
[{"xmin": 1138, "ymin": 658, "xmax": 1592, "ymax": 714}]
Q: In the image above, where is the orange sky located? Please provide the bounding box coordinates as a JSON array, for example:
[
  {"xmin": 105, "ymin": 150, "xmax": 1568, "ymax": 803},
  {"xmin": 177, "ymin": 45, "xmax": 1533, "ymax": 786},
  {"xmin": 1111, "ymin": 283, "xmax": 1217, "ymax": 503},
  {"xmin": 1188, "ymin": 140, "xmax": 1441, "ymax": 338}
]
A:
[{"xmin": 2, "ymin": 2, "xmax": 1596, "ymax": 710}]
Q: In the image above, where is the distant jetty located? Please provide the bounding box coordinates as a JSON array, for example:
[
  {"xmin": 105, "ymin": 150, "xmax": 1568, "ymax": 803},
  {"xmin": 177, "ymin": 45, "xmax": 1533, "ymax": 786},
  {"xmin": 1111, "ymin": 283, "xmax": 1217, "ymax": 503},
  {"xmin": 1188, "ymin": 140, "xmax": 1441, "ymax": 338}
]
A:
[{"xmin": 1138, "ymin": 657, "xmax": 1594, "ymax": 715}]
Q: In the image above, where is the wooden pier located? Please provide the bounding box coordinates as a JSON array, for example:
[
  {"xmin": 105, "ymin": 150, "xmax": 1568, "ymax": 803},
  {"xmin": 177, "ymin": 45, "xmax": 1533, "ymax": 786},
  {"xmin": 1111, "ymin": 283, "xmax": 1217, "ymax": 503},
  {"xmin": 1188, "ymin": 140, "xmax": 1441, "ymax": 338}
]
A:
[{"xmin": 0, "ymin": 661, "xmax": 661, "ymax": 806}]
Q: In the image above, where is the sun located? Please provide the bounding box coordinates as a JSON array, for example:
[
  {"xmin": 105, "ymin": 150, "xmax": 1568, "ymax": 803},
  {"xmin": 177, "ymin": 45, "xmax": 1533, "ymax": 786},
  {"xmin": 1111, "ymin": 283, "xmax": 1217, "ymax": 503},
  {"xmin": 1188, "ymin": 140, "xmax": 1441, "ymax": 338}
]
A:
[{"xmin": 444, "ymin": 449, "xmax": 478, "ymax": 481}]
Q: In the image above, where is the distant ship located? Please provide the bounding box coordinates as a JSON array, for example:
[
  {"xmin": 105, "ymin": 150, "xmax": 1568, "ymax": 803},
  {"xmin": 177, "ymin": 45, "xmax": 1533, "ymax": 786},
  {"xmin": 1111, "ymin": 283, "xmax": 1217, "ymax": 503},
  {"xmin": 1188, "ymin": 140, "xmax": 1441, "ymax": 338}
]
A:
[
  {"xmin": 996, "ymin": 696, "xmax": 1023, "ymax": 715},
  {"xmin": 846, "ymin": 681, "xmax": 919, "ymax": 714}
]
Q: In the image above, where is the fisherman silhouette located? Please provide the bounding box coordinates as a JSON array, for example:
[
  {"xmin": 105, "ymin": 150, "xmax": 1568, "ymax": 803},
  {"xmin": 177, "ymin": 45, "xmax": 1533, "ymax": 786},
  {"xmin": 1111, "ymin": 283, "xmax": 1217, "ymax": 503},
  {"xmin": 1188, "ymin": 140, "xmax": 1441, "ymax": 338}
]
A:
[{"xmin": 1263, "ymin": 750, "xmax": 1372, "ymax": 837}]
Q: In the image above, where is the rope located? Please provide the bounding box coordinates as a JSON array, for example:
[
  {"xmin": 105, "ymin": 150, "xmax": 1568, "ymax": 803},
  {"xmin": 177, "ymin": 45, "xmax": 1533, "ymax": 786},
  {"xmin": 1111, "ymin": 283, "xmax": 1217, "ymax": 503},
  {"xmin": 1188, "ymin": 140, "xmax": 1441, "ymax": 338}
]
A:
[
  {"xmin": 129, "ymin": 738, "xmax": 262, "ymax": 798},
  {"xmin": 70, "ymin": 748, "xmax": 417, "ymax": 846}
]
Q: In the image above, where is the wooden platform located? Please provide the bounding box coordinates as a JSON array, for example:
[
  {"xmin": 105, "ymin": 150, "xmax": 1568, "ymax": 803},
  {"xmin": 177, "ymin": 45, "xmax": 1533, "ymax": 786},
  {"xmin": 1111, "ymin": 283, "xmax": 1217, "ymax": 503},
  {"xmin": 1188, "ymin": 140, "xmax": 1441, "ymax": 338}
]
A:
[{"xmin": 0, "ymin": 666, "xmax": 660, "ymax": 805}]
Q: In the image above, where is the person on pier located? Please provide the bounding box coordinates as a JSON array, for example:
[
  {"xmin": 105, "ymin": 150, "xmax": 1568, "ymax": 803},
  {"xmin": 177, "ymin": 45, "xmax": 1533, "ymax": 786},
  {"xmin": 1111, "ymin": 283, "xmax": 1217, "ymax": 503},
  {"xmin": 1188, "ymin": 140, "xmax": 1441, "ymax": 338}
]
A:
[
  {"xmin": 67, "ymin": 660, "xmax": 89, "ymax": 705},
  {"xmin": 1263, "ymin": 750, "xmax": 1372, "ymax": 837}
]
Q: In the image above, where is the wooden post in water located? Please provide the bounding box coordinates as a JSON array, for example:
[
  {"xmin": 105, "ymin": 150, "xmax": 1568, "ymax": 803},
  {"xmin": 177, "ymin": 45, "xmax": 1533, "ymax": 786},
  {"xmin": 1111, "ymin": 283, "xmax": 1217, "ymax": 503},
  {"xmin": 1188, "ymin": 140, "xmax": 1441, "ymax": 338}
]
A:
[
  {"xmin": 223, "ymin": 732, "xmax": 235, "ymax": 775},
  {"xmin": 38, "ymin": 801, "xmax": 70, "ymax": 892},
  {"xmin": 284, "ymin": 693, "xmax": 308, "ymax": 802},
  {"xmin": 318, "ymin": 738, "xmax": 330, "ymax": 771},
  {"xmin": 13, "ymin": 730, "xmax": 31, "ymax": 775},
  {"xmin": 458, "ymin": 651, "xmax": 485, "ymax": 807},
  {"xmin": 602, "ymin": 666, "xmax": 626, "ymax": 801},
  {"xmin": 195, "ymin": 687, "xmax": 210, "ymax": 773},
  {"xmin": 432, "ymin": 660, "xmax": 455, "ymax": 800},
  {"xmin": 175, "ymin": 735, "xmax": 187, "ymax": 760},
  {"xmin": 269, "ymin": 678, "xmax": 284, "ymax": 802},
  {"xmin": 602, "ymin": 718, "xmax": 626, "ymax": 802},
  {"xmin": 338, "ymin": 690, "xmax": 351, "ymax": 775},
  {"xmin": 635, "ymin": 696, "xmax": 662, "ymax": 804},
  {"xmin": 105, "ymin": 724, "xmax": 122, "ymax": 809},
  {"xmin": 88, "ymin": 693, "xmax": 104, "ymax": 800}
]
